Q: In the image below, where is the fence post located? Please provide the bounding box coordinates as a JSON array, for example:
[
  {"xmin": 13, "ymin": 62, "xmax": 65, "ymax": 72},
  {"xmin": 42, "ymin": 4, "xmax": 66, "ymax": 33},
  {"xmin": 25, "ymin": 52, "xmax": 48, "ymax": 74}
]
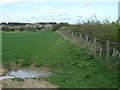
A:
[
  {"xmin": 99, "ymin": 47, "xmax": 102, "ymax": 56},
  {"xmin": 66, "ymin": 31, "xmax": 68, "ymax": 40},
  {"xmin": 85, "ymin": 35, "xmax": 88, "ymax": 47},
  {"xmin": 106, "ymin": 40, "xmax": 110, "ymax": 68},
  {"xmin": 71, "ymin": 32, "xmax": 73, "ymax": 40},
  {"xmin": 74, "ymin": 32, "xmax": 77, "ymax": 44},
  {"xmin": 79, "ymin": 33, "xmax": 81, "ymax": 39},
  {"xmin": 93, "ymin": 38, "xmax": 96, "ymax": 58}
]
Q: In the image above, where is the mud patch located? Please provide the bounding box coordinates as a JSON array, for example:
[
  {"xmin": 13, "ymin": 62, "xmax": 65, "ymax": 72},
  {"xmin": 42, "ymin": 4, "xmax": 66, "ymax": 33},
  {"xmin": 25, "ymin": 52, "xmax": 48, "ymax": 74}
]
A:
[
  {"xmin": 0, "ymin": 64, "xmax": 8, "ymax": 76},
  {"xmin": 1, "ymin": 66, "xmax": 58, "ymax": 88},
  {"xmin": 0, "ymin": 66, "xmax": 52, "ymax": 80},
  {"xmin": 2, "ymin": 78, "xmax": 58, "ymax": 88},
  {"xmin": 8, "ymin": 67, "xmax": 52, "ymax": 78}
]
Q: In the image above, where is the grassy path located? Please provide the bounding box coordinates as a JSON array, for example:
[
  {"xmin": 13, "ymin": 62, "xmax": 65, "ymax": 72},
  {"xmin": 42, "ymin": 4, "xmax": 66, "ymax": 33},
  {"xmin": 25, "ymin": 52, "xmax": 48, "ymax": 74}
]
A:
[{"xmin": 2, "ymin": 31, "xmax": 118, "ymax": 88}]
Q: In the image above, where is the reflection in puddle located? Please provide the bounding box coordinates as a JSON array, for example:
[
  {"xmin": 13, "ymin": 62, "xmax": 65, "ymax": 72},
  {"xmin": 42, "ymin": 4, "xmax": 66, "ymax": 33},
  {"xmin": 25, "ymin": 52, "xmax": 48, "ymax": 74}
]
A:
[
  {"xmin": 0, "ymin": 76, "xmax": 15, "ymax": 80},
  {"xmin": 0, "ymin": 67, "xmax": 52, "ymax": 80}
]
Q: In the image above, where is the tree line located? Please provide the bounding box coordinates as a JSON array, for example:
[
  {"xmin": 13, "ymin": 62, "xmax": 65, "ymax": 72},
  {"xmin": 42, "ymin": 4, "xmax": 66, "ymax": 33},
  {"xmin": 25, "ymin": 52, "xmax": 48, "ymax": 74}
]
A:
[{"xmin": 2, "ymin": 26, "xmax": 45, "ymax": 32}]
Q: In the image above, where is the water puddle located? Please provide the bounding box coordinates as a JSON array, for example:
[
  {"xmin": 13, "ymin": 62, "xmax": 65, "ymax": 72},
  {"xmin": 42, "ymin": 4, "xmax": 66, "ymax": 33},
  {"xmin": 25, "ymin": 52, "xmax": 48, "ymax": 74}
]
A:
[{"xmin": 0, "ymin": 67, "xmax": 52, "ymax": 80}]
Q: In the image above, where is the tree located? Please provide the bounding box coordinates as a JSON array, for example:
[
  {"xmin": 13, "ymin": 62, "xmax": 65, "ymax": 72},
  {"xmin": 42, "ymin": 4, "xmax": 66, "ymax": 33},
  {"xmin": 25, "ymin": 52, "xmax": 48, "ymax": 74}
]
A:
[
  {"xmin": 19, "ymin": 27, "xmax": 25, "ymax": 32},
  {"xmin": 52, "ymin": 23, "xmax": 69, "ymax": 31},
  {"xmin": 2, "ymin": 27, "xmax": 11, "ymax": 32},
  {"xmin": 11, "ymin": 28, "xmax": 15, "ymax": 32}
]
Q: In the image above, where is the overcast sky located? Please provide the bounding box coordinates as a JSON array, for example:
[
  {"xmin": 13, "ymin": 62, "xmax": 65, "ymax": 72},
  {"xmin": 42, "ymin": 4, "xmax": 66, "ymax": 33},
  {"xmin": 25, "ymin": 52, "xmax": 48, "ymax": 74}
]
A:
[{"xmin": 0, "ymin": 0, "xmax": 119, "ymax": 24}]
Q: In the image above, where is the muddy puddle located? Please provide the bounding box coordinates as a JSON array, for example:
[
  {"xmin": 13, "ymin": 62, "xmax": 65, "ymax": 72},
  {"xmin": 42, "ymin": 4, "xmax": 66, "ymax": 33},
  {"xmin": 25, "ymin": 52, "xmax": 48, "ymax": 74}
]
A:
[{"xmin": 0, "ymin": 67, "xmax": 52, "ymax": 80}]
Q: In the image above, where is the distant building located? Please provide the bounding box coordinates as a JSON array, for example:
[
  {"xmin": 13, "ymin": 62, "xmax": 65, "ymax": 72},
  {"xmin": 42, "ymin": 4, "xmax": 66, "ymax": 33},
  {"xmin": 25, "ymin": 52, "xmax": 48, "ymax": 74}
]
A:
[
  {"xmin": 45, "ymin": 23, "xmax": 52, "ymax": 27},
  {"xmin": 25, "ymin": 24, "xmax": 30, "ymax": 27},
  {"xmin": 35, "ymin": 24, "xmax": 41, "ymax": 27},
  {"xmin": 1, "ymin": 22, "xmax": 57, "ymax": 27}
]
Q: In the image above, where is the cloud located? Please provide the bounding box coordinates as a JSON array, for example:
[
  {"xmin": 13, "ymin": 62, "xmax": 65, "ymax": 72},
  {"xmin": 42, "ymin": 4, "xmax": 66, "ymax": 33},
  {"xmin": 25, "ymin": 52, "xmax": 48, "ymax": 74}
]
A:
[
  {"xmin": 76, "ymin": 16, "xmax": 82, "ymax": 18},
  {"xmin": 27, "ymin": 0, "xmax": 119, "ymax": 3},
  {"xmin": 0, "ymin": 0, "xmax": 24, "ymax": 6},
  {"xmin": 82, "ymin": 2, "xmax": 93, "ymax": 7},
  {"xmin": 0, "ymin": 0, "xmax": 119, "ymax": 6},
  {"xmin": 0, "ymin": 0, "xmax": 118, "ymax": 23}
]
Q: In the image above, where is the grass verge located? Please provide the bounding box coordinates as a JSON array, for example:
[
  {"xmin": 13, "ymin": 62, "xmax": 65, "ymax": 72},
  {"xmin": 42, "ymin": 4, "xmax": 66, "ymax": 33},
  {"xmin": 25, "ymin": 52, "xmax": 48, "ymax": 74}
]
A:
[{"xmin": 2, "ymin": 31, "xmax": 118, "ymax": 88}]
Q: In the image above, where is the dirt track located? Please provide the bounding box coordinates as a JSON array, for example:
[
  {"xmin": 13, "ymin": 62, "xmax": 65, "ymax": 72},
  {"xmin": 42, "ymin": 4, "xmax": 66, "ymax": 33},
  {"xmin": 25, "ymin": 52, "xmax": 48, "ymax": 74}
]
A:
[{"xmin": 2, "ymin": 78, "xmax": 58, "ymax": 88}]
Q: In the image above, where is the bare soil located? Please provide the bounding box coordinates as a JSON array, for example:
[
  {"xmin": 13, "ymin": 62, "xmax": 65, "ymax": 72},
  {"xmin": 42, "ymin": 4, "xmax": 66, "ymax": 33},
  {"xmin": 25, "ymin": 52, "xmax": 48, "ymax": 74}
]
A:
[
  {"xmin": 0, "ymin": 64, "xmax": 59, "ymax": 88},
  {"xmin": 0, "ymin": 64, "xmax": 8, "ymax": 76},
  {"xmin": 2, "ymin": 78, "xmax": 58, "ymax": 88}
]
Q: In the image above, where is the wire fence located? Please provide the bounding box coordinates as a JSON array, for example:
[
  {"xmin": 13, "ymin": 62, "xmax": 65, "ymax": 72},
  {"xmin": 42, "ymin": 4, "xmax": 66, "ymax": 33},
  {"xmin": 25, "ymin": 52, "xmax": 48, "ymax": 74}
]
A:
[{"xmin": 57, "ymin": 30, "xmax": 119, "ymax": 69}]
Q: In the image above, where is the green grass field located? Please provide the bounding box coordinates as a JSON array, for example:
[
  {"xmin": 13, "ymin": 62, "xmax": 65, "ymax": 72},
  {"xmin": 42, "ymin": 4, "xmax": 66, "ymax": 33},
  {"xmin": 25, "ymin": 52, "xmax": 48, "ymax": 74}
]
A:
[{"xmin": 2, "ymin": 31, "xmax": 118, "ymax": 88}]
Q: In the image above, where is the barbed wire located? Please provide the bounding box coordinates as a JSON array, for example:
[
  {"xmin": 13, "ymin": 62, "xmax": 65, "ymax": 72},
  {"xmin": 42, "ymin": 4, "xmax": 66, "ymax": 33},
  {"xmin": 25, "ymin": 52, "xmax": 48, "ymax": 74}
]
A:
[
  {"xmin": 57, "ymin": 30, "xmax": 120, "ymax": 58},
  {"xmin": 61, "ymin": 30, "xmax": 119, "ymax": 45}
]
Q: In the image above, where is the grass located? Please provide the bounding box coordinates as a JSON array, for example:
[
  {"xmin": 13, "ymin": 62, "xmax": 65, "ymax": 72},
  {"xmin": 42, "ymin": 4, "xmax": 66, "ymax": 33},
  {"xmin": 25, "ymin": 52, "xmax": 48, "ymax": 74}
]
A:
[
  {"xmin": 2, "ymin": 31, "xmax": 118, "ymax": 88},
  {"xmin": 11, "ymin": 78, "xmax": 24, "ymax": 82},
  {"xmin": 3, "ymin": 31, "xmax": 58, "ymax": 67},
  {"xmin": 0, "ymin": 32, "xmax": 2, "ymax": 64}
]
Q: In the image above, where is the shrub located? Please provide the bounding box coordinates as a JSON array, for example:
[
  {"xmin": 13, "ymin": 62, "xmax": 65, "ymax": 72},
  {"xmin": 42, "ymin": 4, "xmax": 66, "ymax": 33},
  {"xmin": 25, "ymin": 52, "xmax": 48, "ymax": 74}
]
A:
[
  {"xmin": 61, "ymin": 19, "xmax": 118, "ymax": 43},
  {"xmin": 11, "ymin": 28, "xmax": 15, "ymax": 32},
  {"xmin": 19, "ymin": 27, "xmax": 25, "ymax": 32},
  {"xmin": 2, "ymin": 26, "xmax": 11, "ymax": 32},
  {"xmin": 52, "ymin": 23, "xmax": 69, "ymax": 31}
]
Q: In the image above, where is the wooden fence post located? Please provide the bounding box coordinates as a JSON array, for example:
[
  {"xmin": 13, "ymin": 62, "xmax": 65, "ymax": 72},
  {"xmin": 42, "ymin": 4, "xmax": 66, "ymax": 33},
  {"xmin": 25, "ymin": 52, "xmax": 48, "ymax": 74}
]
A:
[
  {"xmin": 85, "ymin": 35, "xmax": 88, "ymax": 47},
  {"xmin": 66, "ymin": 31, "xmax": 68, "ymax": 40},
  {"xmin": 74, "ymin": 32, "xmax": 76, "ymax": 43},
  {"xmin": 93, "ymin": 38, "xmax": 96, "ymax": 58},
  {"xmin": 72, "ymin": 32, "xmax": 74, "ymax": 40},
  {"xmin": 99, "ymin": 48, "xmax": 102, "ymax": 56},
  {"xmin": 106, "ymin": 40, "xmax": 110, "ymax": 68},
  {"xmin": 79, "ymin": 33, "xmax": 81, "ymax": 40}
]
